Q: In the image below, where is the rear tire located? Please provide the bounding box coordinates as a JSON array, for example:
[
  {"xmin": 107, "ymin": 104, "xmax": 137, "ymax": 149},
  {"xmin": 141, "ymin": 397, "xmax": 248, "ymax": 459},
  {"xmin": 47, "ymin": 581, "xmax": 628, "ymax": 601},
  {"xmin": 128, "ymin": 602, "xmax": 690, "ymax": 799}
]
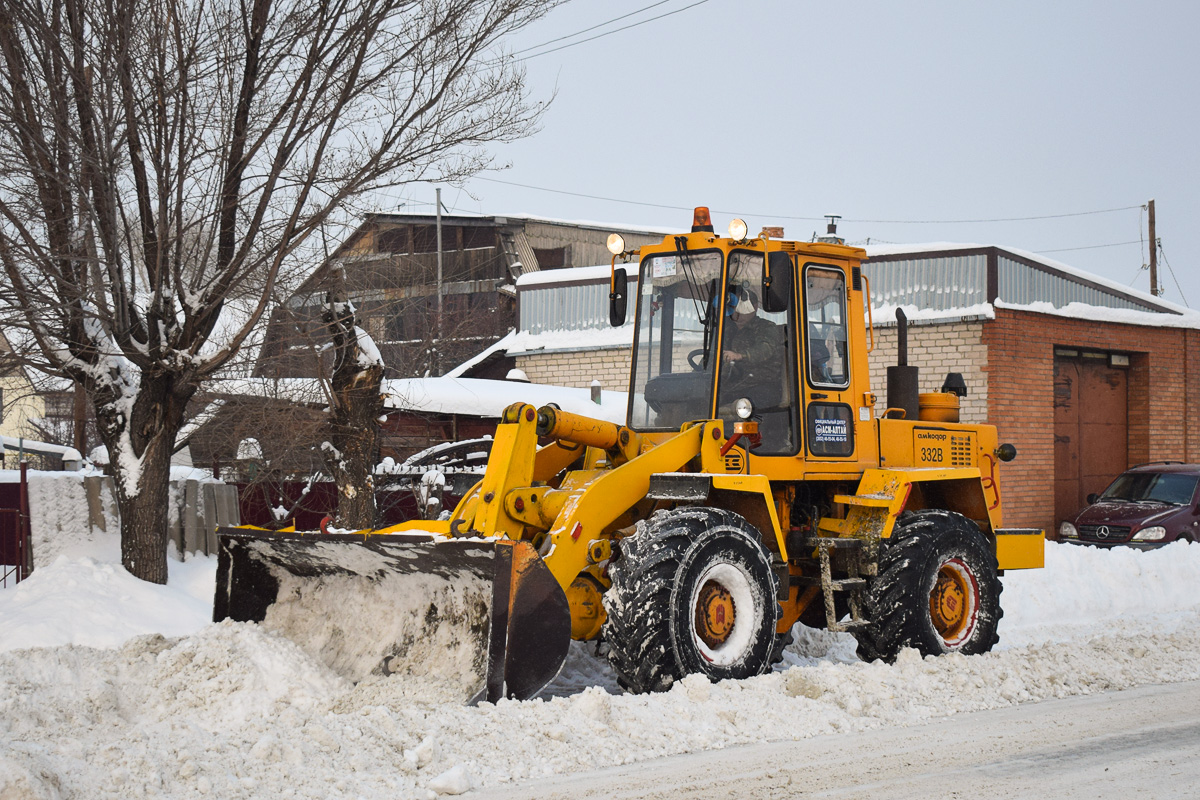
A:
[
  {"xmin": 604, "ymin": 508, "xmax": 781, "ymax": 693},
  {"xmin": 854, "ymin": 510, "xmax": 1002, "ymax": 663}
]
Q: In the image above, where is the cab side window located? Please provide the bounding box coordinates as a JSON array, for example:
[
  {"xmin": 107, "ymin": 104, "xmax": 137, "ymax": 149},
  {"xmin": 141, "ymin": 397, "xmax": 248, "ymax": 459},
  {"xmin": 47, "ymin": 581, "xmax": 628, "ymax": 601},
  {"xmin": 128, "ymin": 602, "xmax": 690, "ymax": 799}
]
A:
[{"xmin": 805, "ymin": 268, "xmax": 849, "ymax": 388}]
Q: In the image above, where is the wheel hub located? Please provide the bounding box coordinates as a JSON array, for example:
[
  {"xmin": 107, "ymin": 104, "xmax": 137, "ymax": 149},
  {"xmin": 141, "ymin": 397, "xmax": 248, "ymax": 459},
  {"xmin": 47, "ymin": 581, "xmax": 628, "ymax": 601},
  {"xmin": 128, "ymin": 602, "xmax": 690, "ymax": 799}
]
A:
[
  {"xmin": 695, "ymin": 579, "xmax": 736, "ymax": 649},
  {"xmin": 929, "ymin": 557, "xmax": 978, "ymax": 645}
]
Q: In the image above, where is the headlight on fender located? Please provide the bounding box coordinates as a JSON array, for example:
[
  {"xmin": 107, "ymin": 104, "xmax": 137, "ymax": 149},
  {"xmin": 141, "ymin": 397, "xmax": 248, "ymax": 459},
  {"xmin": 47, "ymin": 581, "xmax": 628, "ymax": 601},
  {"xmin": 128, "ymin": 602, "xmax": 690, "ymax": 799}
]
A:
[
  {"xmin": 1059, "ymin": 521, "xmax": 1078, "ymax": 539},
  {"xmin": 1132, "ymin": 526, "xmax": 1167, "ymax": 542}
]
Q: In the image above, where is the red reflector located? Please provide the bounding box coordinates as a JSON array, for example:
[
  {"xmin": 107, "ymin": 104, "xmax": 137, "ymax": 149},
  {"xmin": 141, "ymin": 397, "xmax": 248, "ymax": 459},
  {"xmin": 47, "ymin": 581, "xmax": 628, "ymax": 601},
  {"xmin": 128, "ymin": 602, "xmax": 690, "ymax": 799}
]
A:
[{"xmin": 571, "ymin": 523, "xmax": 583, "ymax": 541}]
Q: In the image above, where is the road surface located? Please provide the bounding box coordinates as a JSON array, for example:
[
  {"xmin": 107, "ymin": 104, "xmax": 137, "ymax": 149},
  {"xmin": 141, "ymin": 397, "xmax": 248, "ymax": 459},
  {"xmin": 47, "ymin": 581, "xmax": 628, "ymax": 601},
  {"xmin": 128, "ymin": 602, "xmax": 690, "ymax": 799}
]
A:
[{"xmin": 475, "ymin": 680, "xmax": 1200, "ymax": 799}]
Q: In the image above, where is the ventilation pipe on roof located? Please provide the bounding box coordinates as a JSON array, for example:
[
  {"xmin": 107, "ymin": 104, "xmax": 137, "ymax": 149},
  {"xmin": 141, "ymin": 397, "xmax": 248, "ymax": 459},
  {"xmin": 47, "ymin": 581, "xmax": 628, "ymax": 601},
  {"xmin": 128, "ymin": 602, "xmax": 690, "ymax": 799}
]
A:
[{"xmin": 818, "ymin": 214, "xmax": 845, "ymax": 245}]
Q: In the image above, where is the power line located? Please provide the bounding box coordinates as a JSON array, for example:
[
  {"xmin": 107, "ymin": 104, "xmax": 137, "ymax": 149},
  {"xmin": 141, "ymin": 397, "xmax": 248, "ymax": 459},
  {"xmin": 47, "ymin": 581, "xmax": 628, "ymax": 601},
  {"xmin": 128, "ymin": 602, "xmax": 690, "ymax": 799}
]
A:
[
  {"xmin": 473, "ymin": 176, "xmax": 810, "ymax": 218},
  {"xmin": 1139, "ymin": 204, "xmax": 1147, "ymax": 268},
  {"xmin": 511, "ymin": 0, "xmax": 675, "ymax": 56},
  {"xmin": 854, "ymin": 205, "xmax": 1143, "ymax": 224},
  {"xmin": 1158, "ymin": 242, "xmax": 1190, "ymax": 308},
  {"xmin": 517, "ymin": 0, "xmax": 712, "ymax": 61},
  {"xmin": 1037, "ymin": 240, "xmax": 1141, "ymax": 254},
  {"xmin": 474, "ymin": 176, "xmax": 1143, "ymax": 225}
]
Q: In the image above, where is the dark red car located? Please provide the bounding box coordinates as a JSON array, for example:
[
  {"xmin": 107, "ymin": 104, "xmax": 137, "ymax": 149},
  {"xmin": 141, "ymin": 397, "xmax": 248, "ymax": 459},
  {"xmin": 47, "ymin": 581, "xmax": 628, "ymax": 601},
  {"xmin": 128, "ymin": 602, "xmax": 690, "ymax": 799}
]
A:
[{"xmin": 1060, "ymin": 463, "xmax": 1200, "ymax": 549}]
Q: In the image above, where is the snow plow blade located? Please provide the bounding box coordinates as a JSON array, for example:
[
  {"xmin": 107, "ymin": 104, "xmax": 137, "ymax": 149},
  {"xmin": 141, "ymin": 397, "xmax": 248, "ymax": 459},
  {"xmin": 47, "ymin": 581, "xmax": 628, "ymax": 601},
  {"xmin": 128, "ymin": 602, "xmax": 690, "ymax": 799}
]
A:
[{"xmin": 213, "ymin": 529, "xmax": 571, "ymax": 703}]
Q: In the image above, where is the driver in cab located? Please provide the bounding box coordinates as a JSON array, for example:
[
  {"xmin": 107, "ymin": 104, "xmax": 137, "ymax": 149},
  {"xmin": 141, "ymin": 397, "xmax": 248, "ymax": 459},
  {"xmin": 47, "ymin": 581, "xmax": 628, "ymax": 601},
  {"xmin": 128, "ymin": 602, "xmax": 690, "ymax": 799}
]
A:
[{"xmin": 720, "ymin": 286, "xmax": 783, "ymax": 404}]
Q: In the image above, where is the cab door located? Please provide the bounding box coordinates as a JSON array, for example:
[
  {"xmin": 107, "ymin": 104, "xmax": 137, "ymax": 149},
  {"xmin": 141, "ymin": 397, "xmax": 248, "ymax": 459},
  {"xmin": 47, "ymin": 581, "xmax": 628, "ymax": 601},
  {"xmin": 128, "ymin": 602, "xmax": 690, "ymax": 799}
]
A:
[{"xmin": 801, "ymin": 264, "xmax": 856, "ymax": 461}]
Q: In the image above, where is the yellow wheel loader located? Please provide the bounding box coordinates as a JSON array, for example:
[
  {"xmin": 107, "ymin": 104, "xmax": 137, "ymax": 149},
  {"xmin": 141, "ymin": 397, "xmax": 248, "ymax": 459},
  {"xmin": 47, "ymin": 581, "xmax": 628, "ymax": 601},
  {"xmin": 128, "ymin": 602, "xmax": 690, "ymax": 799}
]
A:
[{"xmin": 215, "ymin": 207, "xmax": 1044, "ymax": 702}]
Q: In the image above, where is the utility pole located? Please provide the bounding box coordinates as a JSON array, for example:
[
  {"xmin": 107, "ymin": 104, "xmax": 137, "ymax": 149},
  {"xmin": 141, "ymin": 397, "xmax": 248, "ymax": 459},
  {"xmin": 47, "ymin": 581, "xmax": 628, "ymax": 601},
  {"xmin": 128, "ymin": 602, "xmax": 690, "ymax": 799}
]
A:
[
  {"xmin": 435, "ymin": 187, "xmax": 443, "ymax": 374},
  {"xmin": 1148, "ymin": 198, "xmax": 1158, "ymax": 297}
]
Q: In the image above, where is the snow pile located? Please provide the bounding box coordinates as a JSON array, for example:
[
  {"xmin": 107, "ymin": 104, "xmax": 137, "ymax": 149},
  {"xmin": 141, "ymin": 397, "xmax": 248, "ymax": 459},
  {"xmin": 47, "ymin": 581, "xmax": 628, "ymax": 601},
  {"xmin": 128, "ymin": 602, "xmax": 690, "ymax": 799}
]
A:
[
  {"xmin": 999, "ymin": 539, "xmax": 1200, "ymax": 646},
  {"xmin": 0, "ymin": 540, "xmax": 1198, "ymax": 799},
  {"xmin": 0, "ymin": 536, "xmax": 214, "ymax": 650}
]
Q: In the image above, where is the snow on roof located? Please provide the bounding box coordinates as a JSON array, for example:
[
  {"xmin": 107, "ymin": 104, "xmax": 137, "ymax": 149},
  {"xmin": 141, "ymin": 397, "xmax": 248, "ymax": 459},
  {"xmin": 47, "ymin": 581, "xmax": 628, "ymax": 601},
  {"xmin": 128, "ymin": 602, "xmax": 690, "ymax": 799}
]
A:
[
  {"xmin": 199, "ymin": 373, "xmax": 631, "ymax": 421},
  {"xmin": 516, "ymin": 263, "xmax": 639, "ymax": 288},
  {"xmin": 995, "ymin": 299, "xmax": 1200, "ymax": 329},
  {"xmin": 443, "ymin": 330, "xmax": 519, "ymax": 378},
  {"xmin": 870, "ymin": 303, "xmax": 996, "ymax": 325},
  {"xmin": 503, "ymin": 325, "xmax": 634, "ymax": 354},
  {"xmin": 491, "ymin": 212, "xmax": 678, "ymax": 237},
  {"xmin": 369, "ymin": 210, "xmax": 677, "ymax": 238},
  {"xmin": 1, "ymin": 435, "xmax": 82, "ymax": 463},
  {"xmin": 204, "ymin": 377, "xmax": 328, "ymax": 405},
  {"xmin": 384, "ymin": 377, "xmax": 627, "ymax": 422},
  {"xmin": 865, "ymin": 241, "xmax": 990, "ymax": 257}
]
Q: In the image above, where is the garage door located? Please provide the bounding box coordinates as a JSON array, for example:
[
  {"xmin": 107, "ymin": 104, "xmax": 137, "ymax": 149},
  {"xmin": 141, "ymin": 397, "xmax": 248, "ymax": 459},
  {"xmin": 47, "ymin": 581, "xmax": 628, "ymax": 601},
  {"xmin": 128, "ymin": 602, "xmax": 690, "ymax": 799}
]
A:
[{"xmin": 1053, "ymin": 351, "xmax": 1128, "ymax": 527}]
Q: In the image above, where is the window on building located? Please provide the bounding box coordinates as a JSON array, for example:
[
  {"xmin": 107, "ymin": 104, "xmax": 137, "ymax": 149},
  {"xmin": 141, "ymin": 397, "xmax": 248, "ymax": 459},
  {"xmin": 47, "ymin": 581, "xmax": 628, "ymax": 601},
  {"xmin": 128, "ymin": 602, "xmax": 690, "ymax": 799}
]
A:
[
  {"xmin": 463, "ymin": 227, "xmax": 495, "ymax": 250},
  {"xmin": 377, "ymin": 227, "xmax": 410, "ymax": 254},
  {"xmin": 45, "ymin": 392, "xmax": 73, "ymax": 420},
  {"xmin": 533, "ymin": 247, "xmax": 566, "ymax": 269},
  {"xmin": 412, "ymin": 225, "xmax": 439, "ymax": 253}
]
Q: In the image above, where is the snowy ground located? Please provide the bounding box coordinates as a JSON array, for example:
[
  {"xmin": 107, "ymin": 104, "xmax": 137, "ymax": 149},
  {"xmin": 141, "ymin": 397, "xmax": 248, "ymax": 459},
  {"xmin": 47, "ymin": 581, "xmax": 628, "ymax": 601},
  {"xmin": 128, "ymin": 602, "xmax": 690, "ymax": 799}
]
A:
[{"xmin": 1, "ymin": 534, "xmax": 1198, "ymax": 800}]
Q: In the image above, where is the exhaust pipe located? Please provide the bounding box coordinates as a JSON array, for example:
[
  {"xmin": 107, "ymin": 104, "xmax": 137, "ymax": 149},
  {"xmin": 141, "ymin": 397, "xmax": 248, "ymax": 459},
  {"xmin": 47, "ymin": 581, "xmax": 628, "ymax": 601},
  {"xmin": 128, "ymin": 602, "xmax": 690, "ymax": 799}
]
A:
[{"xmin": 886, "ymin": 309, "xmax": 919, "ymax": 420}]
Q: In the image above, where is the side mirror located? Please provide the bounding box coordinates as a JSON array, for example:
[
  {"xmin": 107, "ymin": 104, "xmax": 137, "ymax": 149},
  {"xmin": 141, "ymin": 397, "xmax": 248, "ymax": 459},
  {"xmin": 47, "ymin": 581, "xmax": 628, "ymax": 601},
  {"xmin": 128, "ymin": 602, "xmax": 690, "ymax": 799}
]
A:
[
  {"xmin": 1086, "ymin": 493, "xmax": 1099, "ymax": 505},
  {"xmin": 762, "ymin": 252, "xmax": 792, "ymax": 313},
  {"xmin": 609, "ymin": 267, "xmax": 628, "ymax": 327}
]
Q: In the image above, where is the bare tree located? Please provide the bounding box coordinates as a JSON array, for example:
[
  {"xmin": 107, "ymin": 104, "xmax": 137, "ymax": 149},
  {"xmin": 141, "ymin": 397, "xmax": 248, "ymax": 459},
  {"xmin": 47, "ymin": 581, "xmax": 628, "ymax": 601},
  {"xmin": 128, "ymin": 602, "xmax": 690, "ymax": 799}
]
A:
[
  {"xmin": 322, "ymin": 267, "xmax": 384, "ymax": 528},
  {"xmin": 0, "ymin": 0, "xmax": 561, "ymax": 582}
]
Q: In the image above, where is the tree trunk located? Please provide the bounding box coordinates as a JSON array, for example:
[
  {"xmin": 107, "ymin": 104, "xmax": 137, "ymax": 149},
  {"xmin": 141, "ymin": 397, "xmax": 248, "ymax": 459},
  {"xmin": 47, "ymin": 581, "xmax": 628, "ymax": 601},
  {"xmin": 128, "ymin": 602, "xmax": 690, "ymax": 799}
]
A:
[
  {"xmin": 324, "ymin": 273, "xmax": 385, "ymax": 530},
  {"xmin": 117, "ymin": 429, "xmax": 174, "ymax": 583},
  {"xmin": 96, "ymin": 374, "xmax": 194, "ymax": 584},
  {"xmin": 329, "ymin": 365, "xmax": 383, "ymax": 529}
]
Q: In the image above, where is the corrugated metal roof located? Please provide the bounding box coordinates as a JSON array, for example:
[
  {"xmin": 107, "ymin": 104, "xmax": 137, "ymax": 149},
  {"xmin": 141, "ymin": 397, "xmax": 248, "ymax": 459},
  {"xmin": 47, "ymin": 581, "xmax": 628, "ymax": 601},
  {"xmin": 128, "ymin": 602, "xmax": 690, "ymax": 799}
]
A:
[
  {"xmin": 864, "ymin": 245, "xmax": 1177, "ymax": 314},
  {"xmin": 519, "ymin": 272, "xmax": 639, "ymax": 334},
  {"xmin": 996, "ymin": 256, "xmax": 1146, "ymax": 311},
  {"xmin": 863, "ymin": 254, "xmax": 987, "ymax": 311},
  {"xmin": 517, "ymin": 244, "xmax": 1186, "ymax": 342}
]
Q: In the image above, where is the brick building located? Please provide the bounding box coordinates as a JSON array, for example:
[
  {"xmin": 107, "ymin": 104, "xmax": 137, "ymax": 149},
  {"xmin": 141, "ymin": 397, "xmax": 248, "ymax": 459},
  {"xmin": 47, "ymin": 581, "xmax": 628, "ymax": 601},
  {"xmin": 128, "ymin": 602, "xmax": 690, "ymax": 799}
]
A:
[{"xmin": 489, "ymin": 244, "xmax": 1198, "ymax": 536}]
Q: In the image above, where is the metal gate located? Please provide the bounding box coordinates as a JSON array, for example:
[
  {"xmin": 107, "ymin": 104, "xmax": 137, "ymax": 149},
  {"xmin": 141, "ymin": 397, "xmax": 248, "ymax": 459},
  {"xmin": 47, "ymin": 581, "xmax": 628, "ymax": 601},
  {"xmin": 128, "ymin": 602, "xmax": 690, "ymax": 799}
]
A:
[
  {"xmin": 1053, "ymin": 351, "xmax": 1128, "ymax": 528},
  {"xmin": 0, "ymin": 508, "xmax": 28, "ymax": 587},
  {"xmin": 1, "ymin": 463, "xmax": 32, "ymax": 587}
]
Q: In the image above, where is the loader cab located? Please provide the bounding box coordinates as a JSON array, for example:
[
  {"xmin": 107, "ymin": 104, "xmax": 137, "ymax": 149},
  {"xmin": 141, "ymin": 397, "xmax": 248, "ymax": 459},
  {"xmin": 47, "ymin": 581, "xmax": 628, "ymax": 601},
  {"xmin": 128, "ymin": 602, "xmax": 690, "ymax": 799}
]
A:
[
  {"xmin": 626, "ymin": 246, "xmax": 799, "ymax": 454},
  {"xmin": 621, "ymin": 209, "xmax": 876, "ymax": 473}
]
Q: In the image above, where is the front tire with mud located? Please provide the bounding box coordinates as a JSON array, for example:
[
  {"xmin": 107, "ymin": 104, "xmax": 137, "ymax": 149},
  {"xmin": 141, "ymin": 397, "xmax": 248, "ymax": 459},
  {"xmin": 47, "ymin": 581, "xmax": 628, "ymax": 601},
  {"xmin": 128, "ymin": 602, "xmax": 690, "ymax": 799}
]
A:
[
  {"xmin": 603, "ymin": 508, "xmax": 781, "ymax": 693},
  {"xmin": 854, "ymin": 510, "xmax": 1002, "ymax": 663}
]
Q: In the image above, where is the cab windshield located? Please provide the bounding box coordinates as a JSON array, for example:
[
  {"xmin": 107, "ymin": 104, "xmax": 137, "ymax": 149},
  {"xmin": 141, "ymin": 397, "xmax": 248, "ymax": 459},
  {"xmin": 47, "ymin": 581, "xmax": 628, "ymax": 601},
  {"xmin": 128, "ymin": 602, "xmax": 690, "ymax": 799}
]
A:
[{"xmin": 628, "ymin": 251, "xmax": 721, "ymax": 429}]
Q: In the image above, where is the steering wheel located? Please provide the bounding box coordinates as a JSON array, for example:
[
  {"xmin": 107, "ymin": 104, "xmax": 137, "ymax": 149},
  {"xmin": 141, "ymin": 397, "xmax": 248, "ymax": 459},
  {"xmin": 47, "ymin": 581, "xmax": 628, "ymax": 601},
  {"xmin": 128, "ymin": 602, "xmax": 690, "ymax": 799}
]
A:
[{"xmin": 687, "ymin": 348, "xmax": 708, "ymax": 370}]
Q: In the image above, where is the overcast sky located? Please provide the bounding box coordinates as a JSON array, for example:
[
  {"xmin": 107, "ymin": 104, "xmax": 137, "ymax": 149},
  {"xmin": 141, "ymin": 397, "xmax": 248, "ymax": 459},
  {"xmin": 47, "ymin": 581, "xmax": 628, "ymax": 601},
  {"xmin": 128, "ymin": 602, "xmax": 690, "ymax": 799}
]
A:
[{"xmin": 383, "ymin": 1, "xmax": 1199, "ymax": 307}]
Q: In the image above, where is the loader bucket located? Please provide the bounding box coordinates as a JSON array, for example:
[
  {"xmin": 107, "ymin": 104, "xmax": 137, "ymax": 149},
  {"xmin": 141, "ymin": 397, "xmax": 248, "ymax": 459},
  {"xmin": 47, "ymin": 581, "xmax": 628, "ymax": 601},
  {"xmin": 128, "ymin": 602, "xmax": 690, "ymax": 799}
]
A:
[{"xmin": 213, "ymin": 529, "xmax": 571, "ymax": 703}]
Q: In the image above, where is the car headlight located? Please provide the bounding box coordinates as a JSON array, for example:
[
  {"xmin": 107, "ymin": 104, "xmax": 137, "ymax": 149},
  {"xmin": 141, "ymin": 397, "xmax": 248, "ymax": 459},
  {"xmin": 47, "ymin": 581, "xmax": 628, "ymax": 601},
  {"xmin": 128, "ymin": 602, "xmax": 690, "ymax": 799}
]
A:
[
  {"xmin": 1132, "ymin": 526, "xmax": 1167, "ymax": 542},
  {"xmin": 1059, "ymin": 521, "xmax": 1078, "ymax": 539},
  {"xmin": 734, "ymin": 397, "xmax": 754, "ymax": 420}
]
